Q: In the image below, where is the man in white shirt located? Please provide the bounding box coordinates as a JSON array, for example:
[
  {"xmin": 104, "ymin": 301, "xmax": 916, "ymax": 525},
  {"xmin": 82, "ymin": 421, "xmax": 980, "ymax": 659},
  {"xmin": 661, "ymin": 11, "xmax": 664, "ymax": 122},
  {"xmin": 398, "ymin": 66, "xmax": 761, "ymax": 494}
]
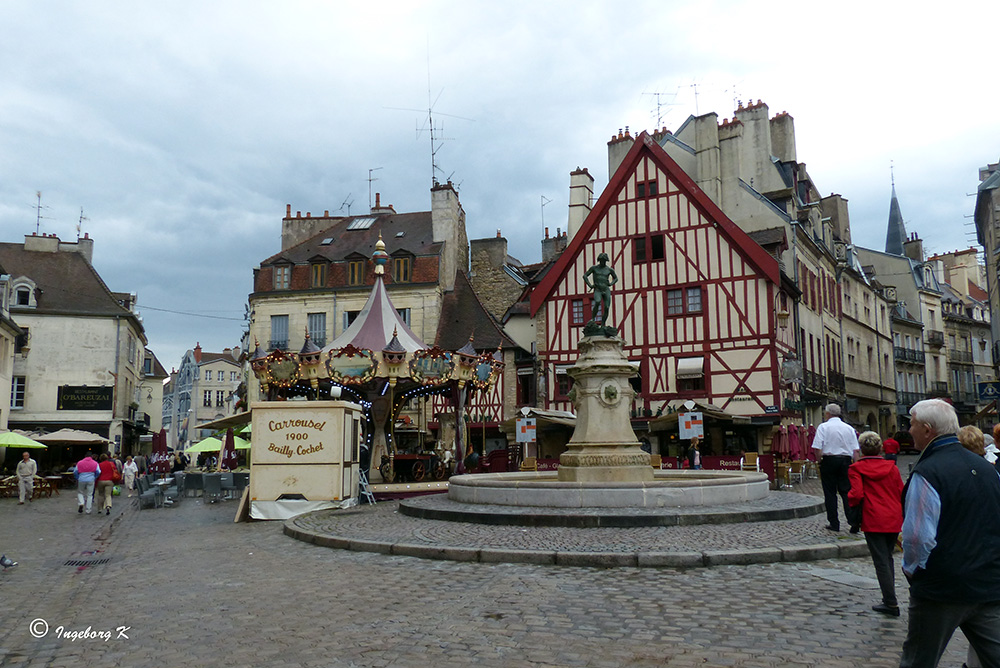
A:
[
  {"xmin": 16, "ymin": 451, "xmax": 37, "ymax": 504},
  {"xmin": 811, "ymin": 403, "xmax": 860, "ymax": 532}
]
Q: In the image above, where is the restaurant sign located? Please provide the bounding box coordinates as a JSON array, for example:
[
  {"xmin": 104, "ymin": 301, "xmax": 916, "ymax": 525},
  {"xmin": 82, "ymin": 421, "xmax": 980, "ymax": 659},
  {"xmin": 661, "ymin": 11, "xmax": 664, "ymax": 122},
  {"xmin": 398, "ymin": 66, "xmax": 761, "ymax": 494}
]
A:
[{"xmin": 58, "ymin": 386, "xmax": 114, "ymax": 411}]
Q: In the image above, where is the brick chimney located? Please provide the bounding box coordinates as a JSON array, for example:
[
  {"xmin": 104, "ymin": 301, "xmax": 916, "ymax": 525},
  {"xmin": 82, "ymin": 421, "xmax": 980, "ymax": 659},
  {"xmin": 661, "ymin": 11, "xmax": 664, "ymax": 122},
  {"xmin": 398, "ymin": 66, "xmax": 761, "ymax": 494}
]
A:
[{"xmin": 193, "ymin": 342, "xmax": 202, "ymax": 363}]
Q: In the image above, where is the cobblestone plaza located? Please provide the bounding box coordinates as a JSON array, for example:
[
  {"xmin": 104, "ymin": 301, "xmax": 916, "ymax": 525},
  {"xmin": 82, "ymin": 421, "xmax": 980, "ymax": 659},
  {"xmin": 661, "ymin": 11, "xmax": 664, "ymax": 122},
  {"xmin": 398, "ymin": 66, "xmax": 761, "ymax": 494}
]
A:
[{"xmin": 0, "ymin": 465, "xmax": 972, "ymax": 667}]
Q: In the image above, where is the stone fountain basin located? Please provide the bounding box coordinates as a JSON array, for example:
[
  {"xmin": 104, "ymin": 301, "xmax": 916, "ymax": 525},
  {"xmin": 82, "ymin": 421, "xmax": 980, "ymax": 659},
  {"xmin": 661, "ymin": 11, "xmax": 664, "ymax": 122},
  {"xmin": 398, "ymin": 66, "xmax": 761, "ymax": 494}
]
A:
[{"xmin": 447, "ymin": 470, "xmax": 770, "ymax": 509}]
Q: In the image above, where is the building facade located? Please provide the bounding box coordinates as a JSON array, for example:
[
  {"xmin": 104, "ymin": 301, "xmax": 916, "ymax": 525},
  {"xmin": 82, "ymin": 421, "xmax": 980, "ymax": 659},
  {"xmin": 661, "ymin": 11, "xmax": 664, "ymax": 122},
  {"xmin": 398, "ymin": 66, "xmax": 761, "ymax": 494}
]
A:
[
  {"xmin": 163, "ymin": 344, "xmax": 242, "ymax": 451},
  {"xmin": 0, "ymin": 233, "xmax": 151, "ymax": 453}
]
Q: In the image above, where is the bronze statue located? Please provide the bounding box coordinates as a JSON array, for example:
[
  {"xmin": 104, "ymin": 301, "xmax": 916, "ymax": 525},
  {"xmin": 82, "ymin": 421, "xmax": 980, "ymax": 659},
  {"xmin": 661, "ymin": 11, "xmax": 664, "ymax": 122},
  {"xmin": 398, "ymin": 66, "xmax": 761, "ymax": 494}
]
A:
[{"xmin": 583, "ymin": 252, "xmax": 618, "ymax": 335}]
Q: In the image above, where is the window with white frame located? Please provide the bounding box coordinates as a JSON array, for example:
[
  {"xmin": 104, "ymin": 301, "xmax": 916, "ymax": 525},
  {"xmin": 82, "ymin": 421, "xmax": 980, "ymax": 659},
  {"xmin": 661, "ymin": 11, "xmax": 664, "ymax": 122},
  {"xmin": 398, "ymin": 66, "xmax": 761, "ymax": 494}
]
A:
[
  {"xmin": 217, "ymin": 370, "xmax": 224, "ymax": 381},
  {"xmin": 216, "ymin": 390, "xmax": 226, "ymax": 407},
  {"xmin": 204, "ymin": 369, "xmax": 212, "ymax": 381},
  {"xmin": 203, "ymin": 390, "xmax": 212, "ymax": 407},
  {"xmin": 230, "ymin": 371, "xmax": 238, "ymax": 382},
  {"xmin": 11, "ymin": 376, "xmax": 25, "ymax": 408}
]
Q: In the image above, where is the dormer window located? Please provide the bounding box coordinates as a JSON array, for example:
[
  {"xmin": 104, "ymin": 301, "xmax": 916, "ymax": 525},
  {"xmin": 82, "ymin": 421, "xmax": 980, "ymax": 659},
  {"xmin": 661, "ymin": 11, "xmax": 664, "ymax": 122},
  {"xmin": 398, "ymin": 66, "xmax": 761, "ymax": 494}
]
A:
[
  {"xmin": 11, "ymin": 278, "xmax": 37, "ymax": 308},
  {"xmin": 274, "ymin": 265, "xmax": 290, "ymax": 290},
  {"xmin": 310, "ymin": 262, "xmax": 327, "ymax": 288}
]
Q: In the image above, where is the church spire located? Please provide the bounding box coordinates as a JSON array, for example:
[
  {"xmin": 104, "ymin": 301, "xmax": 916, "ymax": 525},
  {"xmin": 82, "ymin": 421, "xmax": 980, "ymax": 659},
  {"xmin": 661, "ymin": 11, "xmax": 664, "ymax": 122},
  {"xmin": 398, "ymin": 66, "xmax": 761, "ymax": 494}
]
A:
[{"xmin": 884, "ymin": 166, "xmax": 907, "ymax": 255}]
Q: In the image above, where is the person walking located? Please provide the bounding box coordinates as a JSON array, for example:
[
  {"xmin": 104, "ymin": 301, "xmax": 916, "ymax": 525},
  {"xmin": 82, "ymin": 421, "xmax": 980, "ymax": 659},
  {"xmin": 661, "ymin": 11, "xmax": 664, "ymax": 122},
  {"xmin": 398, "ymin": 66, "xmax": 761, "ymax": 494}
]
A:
[
  {"xmin": 899, "ymin": 399, "xmax": 1000, "ymax": 667},
  {"xmin": 687, "ymin": 436, "xmax": 702, "ymax": 470},
  {"xmin": 74, "ymin": 452, "xmax": 99, "ymax": 514},
  {"xmin": 811, "ymin": 403, "xmax": 861, "ymax": 532},
  {"xmin": 848, "ymin": 431, "xmax": 904, "ymax": 617},
  {"xmin": 95, "ymin": 454, "xmax": 116, "ymax": 516},
  {"xmin": 122, "ymin": 455, "xmax": 138, "ymax": 497},
  {"xmin": 16, "ymin": 451, "xmax": 37, "ymax": 504},
  {"xmin": 882, "ymin": 436, "xmax": 900, "ymax": 463}
]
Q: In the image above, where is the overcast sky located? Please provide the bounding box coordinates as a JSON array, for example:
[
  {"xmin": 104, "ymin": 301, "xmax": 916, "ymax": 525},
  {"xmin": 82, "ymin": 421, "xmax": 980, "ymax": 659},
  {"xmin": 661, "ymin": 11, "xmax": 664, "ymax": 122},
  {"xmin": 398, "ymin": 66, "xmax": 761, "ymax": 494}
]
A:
[{"xmin": 2, "ymin": 1, "xmax": 998, "ymax": 370}]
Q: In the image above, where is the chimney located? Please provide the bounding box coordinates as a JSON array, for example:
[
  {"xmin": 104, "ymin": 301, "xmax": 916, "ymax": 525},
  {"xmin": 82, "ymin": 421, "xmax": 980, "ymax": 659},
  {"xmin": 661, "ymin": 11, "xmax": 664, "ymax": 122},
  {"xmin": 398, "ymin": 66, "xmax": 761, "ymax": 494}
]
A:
[
  {"xmin": 193, "ymin": 342, "xmax": 202, "ymax": 363},
  {"xmin": 903, "ymin": 232, "xmax": 924, "ymax": 262},
  {"xmin": 371, "ymin": 192, "xmax": 396, "ymax": 215},
  {"xmin": 567, "ymin": 167, "xmax": 594, "ymax": 242}
]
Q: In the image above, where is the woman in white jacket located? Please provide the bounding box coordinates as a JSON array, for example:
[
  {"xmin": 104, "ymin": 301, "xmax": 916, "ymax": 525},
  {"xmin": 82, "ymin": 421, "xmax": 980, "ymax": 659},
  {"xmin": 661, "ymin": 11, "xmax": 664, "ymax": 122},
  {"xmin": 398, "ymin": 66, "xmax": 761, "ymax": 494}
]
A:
[{"xmin": 122, "ymin": 455, "xmax": 139, "ymax": 497}]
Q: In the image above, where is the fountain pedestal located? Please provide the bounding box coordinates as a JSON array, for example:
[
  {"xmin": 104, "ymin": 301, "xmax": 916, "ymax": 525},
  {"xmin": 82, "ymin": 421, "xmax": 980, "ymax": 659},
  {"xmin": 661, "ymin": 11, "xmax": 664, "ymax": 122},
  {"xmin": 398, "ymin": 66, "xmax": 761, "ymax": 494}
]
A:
[{"xmin": 557, "ymin": 335, "xmax": 653, "ymax": 482}]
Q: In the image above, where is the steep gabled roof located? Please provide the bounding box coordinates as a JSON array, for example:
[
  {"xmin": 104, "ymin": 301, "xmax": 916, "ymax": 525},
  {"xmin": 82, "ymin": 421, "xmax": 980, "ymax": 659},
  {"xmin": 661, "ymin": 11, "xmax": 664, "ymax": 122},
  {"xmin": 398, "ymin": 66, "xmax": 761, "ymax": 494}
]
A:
[
  {"xmin": 262, "ymin": 212, "xmax": 439, "ymax": 265},
  {"xmin": 530, "ymin": 132, "xmax": 779, "ymax": 316},
  {"xmin": 0, "ymin": 242, "xmax": 141, "ymax": 324},
  {"xmin": 436, "ymin": 271, "xmax": 514, "ymax": 351}
]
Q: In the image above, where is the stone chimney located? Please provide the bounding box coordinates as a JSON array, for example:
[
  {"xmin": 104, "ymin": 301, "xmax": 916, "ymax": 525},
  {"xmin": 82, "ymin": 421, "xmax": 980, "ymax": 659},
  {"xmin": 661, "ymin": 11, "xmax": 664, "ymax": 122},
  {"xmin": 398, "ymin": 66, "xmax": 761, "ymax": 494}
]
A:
[
  {"xmin": 541, "ymin": 227, "xmax": 568, "ymax": 263},
  {"xmin": 769, "ymin": 111, "xmax": 796, "ymax": 164},
  {"xmin": 24, "ymin": 232, "xmax": 95, "ymax": 265},
  {"xmin": 567, "ymin": 167, "xmax": 594, "ymax": 242},
  {"xmin": 607, "ymin": 127, "xmax": 635, "ymax": 180},
  {"xmin": 431, "ymin": 181, "xmax": 469, "ymax": 292},
  {"xmin": 903, "ymin": 232, "xmax": 924, "ymax": 262}
]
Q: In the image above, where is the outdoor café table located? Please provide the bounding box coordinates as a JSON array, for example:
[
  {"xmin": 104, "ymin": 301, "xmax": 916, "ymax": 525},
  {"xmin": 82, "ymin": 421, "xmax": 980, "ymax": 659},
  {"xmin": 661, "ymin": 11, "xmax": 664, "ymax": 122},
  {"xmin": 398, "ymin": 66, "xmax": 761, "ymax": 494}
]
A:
[
  {"xmin": 43, "ymin": 476, "xmax": 62, "ymax": 495},
  {"xmin": 61, "ymin": 472, "xmax": 76, "ymax": 488},
  {"xmin": 152, "ymin": 477, "xmax": 174, "ymax": 507}
]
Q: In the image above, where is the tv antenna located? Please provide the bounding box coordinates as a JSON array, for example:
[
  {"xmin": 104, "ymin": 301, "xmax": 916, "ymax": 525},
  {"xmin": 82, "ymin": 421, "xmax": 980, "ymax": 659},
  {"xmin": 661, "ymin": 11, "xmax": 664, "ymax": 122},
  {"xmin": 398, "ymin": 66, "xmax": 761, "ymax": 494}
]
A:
[
  {"xmin": 368, "ymin": 167, "xmax": 383, "ymax": 209},
  {"xmin": 76, "ymin": 207, "xmax": 88, "ymax": 240},
  {"xmin": 33, "ymin": 191, "xmax": 51, "ymax": 234},
  {"xmin": 338, "ymin": 193, "xmax": 355, "ymax": 216},
  {"xmin": 384, "ymin": 47, "xmax": 474, "ymax": 188},
  {"xmin": 641, "ymin": 89, "xmax": 679, "ymax": 129},
  {"xmin": 540, "ymin": 195, "xmax": 553, "ymax": 233}
]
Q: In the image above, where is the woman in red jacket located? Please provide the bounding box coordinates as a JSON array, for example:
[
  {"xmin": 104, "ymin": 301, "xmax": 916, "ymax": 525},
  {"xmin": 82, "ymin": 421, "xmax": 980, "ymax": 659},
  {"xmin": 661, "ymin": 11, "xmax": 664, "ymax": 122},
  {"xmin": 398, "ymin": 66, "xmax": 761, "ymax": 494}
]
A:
[
  {"xmin": 95, "ymin": 453, "xmax": 117, "ymax": 516},
  {"xmin": 848, "ymin": 431, "xmax": 904, "ymax": 617}
]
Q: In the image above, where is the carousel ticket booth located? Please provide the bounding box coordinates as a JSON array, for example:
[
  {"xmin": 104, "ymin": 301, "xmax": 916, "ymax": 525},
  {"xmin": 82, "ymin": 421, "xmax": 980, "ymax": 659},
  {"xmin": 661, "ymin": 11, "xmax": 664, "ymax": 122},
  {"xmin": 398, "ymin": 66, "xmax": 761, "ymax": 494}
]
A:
[{"xmin": 249, "ymin": 400, "xmax": 362, "ymax": 520}]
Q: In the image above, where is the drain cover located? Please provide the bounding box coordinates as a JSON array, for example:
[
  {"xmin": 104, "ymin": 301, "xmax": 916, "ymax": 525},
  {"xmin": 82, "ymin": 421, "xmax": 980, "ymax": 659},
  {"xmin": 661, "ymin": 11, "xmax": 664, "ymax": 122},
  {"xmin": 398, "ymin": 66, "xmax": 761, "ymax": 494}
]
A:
[
  {"xmin": 806, "ymin": 567, "xmax": 879, "ymax": 589},
  {"xmin": 64, "ymin": 558, "xmax": 111, "ymax": 567}
]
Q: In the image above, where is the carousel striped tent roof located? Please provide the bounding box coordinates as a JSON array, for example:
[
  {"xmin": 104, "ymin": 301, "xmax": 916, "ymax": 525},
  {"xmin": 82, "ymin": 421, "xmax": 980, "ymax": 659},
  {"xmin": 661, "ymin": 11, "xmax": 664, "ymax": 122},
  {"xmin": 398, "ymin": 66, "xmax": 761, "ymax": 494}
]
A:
[{"xmin": 323, "ymin": 277, "xmax": 427, "ymax": 354}]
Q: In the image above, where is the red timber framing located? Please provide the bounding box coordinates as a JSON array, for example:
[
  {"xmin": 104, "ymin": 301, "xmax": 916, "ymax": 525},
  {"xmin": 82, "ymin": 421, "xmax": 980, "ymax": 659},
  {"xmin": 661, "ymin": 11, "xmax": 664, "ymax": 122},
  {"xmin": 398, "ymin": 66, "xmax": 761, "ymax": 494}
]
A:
[{"xmin": 530, "ymin": 132, "xmax": 787, "ymax": 418}]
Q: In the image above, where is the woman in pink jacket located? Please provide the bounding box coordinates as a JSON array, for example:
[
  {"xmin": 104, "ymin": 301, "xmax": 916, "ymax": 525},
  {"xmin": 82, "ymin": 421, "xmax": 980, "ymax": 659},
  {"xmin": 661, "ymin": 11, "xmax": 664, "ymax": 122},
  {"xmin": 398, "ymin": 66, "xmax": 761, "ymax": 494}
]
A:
[{"xmin": 848, "ymin": 431, "xmax": 904, "ymax": 617}]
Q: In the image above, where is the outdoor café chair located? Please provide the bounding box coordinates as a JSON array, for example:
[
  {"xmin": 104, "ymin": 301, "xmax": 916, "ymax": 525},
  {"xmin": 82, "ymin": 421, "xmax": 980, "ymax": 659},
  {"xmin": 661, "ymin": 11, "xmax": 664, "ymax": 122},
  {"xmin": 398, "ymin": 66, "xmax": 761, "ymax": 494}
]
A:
[
  {"xmin": 233, "ymin": 472, "xmax": 249, "ymax": 496},
  {"xmin": 138, "ymin": 477, "xmax": 162, "ymax": 510},
  {"xmin": 164, "ymin": 473, "xmax": 185, "ymax": 505},
  {"xmin": 184, "ymin": 471, "xmax": 203, "ymax": 497},
  {"xmin": 203, "ymin": 474, "xmax": 223, "ymax": 503},
  {"xmin": 219, "ymin": 472, "xmax": 236, "ymax": 499}
]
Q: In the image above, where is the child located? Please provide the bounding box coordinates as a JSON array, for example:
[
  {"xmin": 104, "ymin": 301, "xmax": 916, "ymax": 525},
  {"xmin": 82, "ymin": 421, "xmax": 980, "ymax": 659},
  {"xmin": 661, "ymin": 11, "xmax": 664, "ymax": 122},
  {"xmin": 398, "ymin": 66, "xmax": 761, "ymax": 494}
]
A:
[{"xmin": 848, "ymin": 431, "xmax": 904, "ymax": 616}]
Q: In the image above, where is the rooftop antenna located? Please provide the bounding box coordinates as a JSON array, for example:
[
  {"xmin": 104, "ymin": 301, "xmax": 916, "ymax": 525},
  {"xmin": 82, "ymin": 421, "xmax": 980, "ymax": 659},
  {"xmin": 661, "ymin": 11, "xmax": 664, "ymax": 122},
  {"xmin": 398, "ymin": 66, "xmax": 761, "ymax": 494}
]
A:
[
  {"xmin": 540, "ymin": 195, "xmax": 553, "ymax": 235},
  {"xmin": 384, "ymin": 42, "xmax": 474, "ymax": 189},
  {"xmin": 33, "ymin": 191, "xmax": 51, "ymax": 235},
  {"xmin": 338, "ymin": 193, "xmax": 355, "ymax": 216},
  {"xmin": 641, "ymin": 89, "xmax": 679, "ymax": 129},
  {"xmin": 76, "ymin": 207, "xmax": 88, "ymax": 240},
  {"xmin": 689, "ymin": 82, "xmax": 700, "ymax": 115},
  {"xmin": 368, "ymin": 168, "xmax": 383, "ymax": 209}
]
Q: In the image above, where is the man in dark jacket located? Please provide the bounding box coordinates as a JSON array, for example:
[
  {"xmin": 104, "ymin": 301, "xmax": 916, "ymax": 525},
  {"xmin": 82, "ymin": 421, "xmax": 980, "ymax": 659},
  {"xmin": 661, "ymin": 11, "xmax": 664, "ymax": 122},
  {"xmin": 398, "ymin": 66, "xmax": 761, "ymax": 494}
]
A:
[{"xmin": 899, "ymin": 399, "xmax": 1000, "ymax": 667}]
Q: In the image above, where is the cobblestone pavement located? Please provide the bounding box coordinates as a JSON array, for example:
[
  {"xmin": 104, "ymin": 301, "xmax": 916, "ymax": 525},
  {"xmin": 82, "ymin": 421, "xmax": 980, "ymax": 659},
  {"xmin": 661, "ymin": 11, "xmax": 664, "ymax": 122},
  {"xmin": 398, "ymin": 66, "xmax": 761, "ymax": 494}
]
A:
[{"xmin": 0, "ymin": 456, "xmax": 972, "ymax": 667}]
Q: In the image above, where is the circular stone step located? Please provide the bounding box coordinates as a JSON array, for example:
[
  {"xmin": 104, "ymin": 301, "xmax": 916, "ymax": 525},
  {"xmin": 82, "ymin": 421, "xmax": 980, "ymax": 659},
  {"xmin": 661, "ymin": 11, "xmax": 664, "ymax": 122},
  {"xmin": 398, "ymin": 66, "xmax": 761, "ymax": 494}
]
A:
[{"xmin": 399, "ymin": 490, "xmax": 824, "ymax": 528}]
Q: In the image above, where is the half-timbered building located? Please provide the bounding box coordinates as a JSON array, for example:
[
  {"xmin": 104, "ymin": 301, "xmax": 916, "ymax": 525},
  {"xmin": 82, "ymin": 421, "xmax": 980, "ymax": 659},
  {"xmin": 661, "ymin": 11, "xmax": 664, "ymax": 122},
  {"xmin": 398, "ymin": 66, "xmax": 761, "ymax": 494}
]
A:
[{"xmin": 528, "ymin": 133, "xmax": 797, "ymax": 458}]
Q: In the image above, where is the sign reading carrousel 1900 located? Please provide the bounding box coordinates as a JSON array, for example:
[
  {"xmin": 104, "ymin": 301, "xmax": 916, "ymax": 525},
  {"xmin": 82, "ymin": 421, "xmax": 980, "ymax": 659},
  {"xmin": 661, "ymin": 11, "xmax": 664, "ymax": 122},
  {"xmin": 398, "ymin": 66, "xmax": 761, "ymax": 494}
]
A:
[
  {"xmin": 249, "ymin": 400, "xmax": 362, "ymax": 518},
  {"xmin": 58, "ymin": 386, "xmax": 114, "ymax": 411}
]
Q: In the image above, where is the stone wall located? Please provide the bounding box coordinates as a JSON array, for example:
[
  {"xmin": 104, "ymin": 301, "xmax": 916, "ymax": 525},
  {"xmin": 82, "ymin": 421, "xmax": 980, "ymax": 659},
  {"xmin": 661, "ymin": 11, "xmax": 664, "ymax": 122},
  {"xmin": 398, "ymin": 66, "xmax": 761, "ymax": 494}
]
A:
[{"xmin": 469, "ymin": 237, "xmax": 524, "ymax": 320}]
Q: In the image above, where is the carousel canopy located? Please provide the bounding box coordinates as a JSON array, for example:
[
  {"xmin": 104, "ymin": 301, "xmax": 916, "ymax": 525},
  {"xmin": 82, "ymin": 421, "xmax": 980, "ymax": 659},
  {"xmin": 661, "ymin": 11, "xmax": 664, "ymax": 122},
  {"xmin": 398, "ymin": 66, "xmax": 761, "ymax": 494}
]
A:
[{"xmin": 323, "ymin": 276, "xmax": 426, "ymax": 354}]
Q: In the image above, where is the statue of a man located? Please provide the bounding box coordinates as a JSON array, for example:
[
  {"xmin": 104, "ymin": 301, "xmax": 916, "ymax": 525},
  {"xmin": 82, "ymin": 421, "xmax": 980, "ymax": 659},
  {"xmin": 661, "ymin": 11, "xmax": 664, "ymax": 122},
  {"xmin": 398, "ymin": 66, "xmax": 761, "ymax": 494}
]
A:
[{"xmin": 583, "ymin": 252, "xmax": 618, "ymax": 327}]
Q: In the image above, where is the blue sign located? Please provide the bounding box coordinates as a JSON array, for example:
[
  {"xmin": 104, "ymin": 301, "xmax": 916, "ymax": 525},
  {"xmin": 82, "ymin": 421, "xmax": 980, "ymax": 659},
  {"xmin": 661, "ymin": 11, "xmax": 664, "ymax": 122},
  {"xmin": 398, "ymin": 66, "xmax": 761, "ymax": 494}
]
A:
[{"xmin": 978, "ymin": 382, "xmax": 1000, "ymax": 402}]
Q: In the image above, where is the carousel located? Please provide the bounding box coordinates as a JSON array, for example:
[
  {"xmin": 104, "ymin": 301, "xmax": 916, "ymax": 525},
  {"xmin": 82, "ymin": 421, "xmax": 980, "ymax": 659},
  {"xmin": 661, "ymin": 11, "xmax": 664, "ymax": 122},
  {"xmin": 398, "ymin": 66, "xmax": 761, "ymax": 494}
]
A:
[{"xmin": 250, "ymin": 234, "xmax": 504, "ymax": 483}]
